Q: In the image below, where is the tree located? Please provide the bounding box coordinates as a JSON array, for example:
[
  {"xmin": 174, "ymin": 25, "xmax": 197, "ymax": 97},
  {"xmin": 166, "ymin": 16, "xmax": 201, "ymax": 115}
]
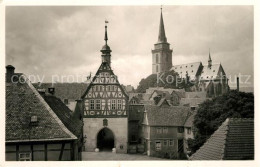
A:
[
  {"xmin": 188, "ymin": 90, "xmax": 254, "ymax": 154},
  {"xmin": 136, "ymin": 70, "xmax": 194, "ymax": 93}
]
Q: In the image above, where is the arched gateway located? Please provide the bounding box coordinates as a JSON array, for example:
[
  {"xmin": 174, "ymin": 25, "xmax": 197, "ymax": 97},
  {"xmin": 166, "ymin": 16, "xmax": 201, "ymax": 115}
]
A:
[{"xmin": 97, "ymin": 128, "xmax": 115, "ymax": 151}]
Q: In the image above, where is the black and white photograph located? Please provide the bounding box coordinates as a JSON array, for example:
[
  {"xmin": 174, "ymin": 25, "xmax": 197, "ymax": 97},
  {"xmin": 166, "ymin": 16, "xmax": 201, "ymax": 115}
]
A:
[{"xmin": 1, "ymin": 2, "xmax": 258, "ymax": 166}]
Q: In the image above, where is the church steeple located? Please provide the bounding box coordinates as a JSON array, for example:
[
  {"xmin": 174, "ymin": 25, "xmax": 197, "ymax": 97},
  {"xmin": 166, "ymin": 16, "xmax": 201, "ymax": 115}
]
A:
[
  {"xmin": 208, "ymin": 49, "xmax": 212, "ymax": 68},
  {"xmin": 158, "ymin": 7, "xmax": 167, "ymax": 43},
  {"xmin": 152, "ymin": 7, "xmax": 172, "ymax": 74},
  {"xmin": 101, "ymin": 21, "xmax": 112, "ymax": 66}
]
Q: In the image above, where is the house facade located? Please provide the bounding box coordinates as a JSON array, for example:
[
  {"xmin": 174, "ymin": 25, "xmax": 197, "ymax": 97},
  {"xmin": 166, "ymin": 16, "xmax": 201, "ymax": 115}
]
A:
[{"xmin": 140, "ymin": 105, "xmax": 192, "ymax": 158}]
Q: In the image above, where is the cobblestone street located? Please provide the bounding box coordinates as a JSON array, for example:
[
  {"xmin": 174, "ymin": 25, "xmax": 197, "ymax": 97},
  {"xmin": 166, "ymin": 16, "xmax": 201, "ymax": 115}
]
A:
[{"xmin": 82, "ymin": 152, "xmax": 166, "ymax": 161}]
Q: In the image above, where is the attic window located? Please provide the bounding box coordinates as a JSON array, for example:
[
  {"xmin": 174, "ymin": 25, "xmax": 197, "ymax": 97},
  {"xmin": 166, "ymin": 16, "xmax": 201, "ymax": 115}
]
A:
[
  {"xmin": 213, "ymin": 70, "xmax": 215, "ymax": 72},
  {"xmin": 64, "ymin": 99, "xmax": 69, "ymax": 105},
  {"xmin": 191, "ymin": 65, "xmax": 193, "ymax": 67},
  {"xmin": 180, "ymin": 66, "xmax": 182, "ymax": 69},
  {"xmin": 186, "ymin": 66, "xmax": 187, "ymax": 68},
  {"xmin": 207, "ymin": 76, "xmax": 208, "ymax": 78},
  {"xmin": 192, "ymin": 70, "xmax": 193, "ymax": 72},
  {"xmin": 30, "ymin": 116, "xmax": 38, "ymax": 126},
  {"xmin": 31, "ymin": 116, "xmax": 37, "ymax": 122}
]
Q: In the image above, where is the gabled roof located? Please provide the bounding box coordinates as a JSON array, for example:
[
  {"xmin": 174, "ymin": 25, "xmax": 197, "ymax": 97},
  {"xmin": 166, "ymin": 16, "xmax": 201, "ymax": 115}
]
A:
[
  {"xmin": 144, "ymin": 105, "xmax": 190, "ymax": 126},
  {"xmin": 33, "ymin": 82, "xmax": 88, "ymax": 100},
  {"xmin": 6, "ymin": 74, "xmax": 77, "ymax": 143},
  {"xmin": 156, "ymin": 98, "xmax": 171, "ymax": 107},
  {"xmin": 190, "ymin": 118, "xmax": 254, "ymax": 160},
  {"xmin": 43, "ymin": 95, "xmax": 83, "ymax": 137},
  {"xmin": 200, "ymin": 64, "xmax": 226, "ymax": 80},
  {"xmin": 81, "ymin": 62, "xmax": 129, "ymax": 99},
  {"xmin": 171, "ymin": 62, "xmax": 202, "ymax": 80}
]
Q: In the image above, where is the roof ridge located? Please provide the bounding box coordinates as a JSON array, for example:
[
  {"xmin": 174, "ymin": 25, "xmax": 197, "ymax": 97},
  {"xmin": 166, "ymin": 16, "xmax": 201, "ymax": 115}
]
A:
[
  {"xmin": 23, "ymin": 74, "xmax": 77, "ymax": 140},
  {"xmin": 172, "ymin": 61, "xmax": 201, "ymax": 66},
  {"xmin": 221, "ymin": 118, "xmax": 230, "ymax": 160}
]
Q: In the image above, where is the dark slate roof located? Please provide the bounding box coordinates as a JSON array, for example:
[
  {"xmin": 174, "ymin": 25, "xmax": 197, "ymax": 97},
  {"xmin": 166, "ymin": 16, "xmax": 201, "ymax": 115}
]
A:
[
  {"xmin": 43, "ymin": 95, "xmax": 83, "ymax": 137},
  {"xmin": 33, "ymin": 82, "xmax": 89, "ymax": 100},
  {"xmin": 190, "ymin": 118, "xmax": 254, "ymax": 160},
  {"xmin": 144, "ymin": 105, "xmax": 190, "ymax": 126},
  {"xmin": 171, "ymin": 62, "xmax": 202, "ymax": 80},
  {"xmin": 6, "ymin": 74, "xmax": 77, "ymax": 142}
]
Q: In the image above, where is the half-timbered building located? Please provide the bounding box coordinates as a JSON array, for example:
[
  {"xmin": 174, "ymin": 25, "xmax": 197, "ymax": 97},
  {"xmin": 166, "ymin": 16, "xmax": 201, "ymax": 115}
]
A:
[{"xmin": 80, "ymin": 23, "xmax": 129, "ymax": 153}]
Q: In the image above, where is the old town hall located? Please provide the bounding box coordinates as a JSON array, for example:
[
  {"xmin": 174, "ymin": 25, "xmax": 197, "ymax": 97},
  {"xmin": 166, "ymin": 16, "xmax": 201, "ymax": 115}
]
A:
[{"xmin": 80, "ymin": 23, "xmax": 129, "ymax": 153}]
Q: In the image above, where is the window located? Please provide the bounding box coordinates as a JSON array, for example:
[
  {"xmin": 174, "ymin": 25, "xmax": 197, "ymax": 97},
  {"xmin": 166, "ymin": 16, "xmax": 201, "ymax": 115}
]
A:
[
  {"xmin": 178, "ymin": 127, "xmax": 184, "ymax": 133},
  {"xmin": 163, "ymin": 127, "xmax": 168, "ymax": 134},
  {"xmin": 156, "ymin": 65, "xmax": 159, "ymax": 72},
  {"xmin": 96, "ymin": 85, "xmax": 99, "ymax": 91},
  {"xmin": 100, "ymin": 86, "xmax": 103, "ymax": 91},
  {"xmin": 111, "ymin": 99, "xmax": 116, "ymax": 110},
  {"xmin": 163, "ymin": 140, "xmax": 168, "ymax": 146},
  {"xmin": 156, "ymin": 54, "xmax": 159, "ymax": 63},
  {"xmin": 19, "ymin": 153, "xmax": 31, "ymax": 161},
  {"xmin": 96, "ymin": 100, "xmax": 101, "ymax": 110},
  {"xmin": 64, "ymin": 99, "xmax": 69, "ymax": 105},
  {"xmin": 155, "ymin": 141, "xmax": 161, "ymax": 151},
  {"xmin": 107, "ymin": 85, "xmax": 110, "ymax": 91},
  {"xmin": 156, "ymin": 127, "xmax": 162, "ymax": 134},
  {"xmin": 187, "ymin": 128, "xmax": 192, "ymax": 134},
  {"xmin": 169, "ymin": 140, "xmax": 174, "ymax": 146},
  {"xmin": 30, "ymin": 116, "xmax": 38, "ymax": 123},
  {"xmin": 114, "ymin": 85, "xmax": 117, "ymax": 91},
  {"xmin": 117, "ymin": 99, "xmax": 122, "ymax": 109},
  {"xmin": 90, "ymin": 100, "xmax": 95, "ymax": 110},
  {"xmin": 103, "ymin": 119, "xmax": 108, "ymax": 126}
]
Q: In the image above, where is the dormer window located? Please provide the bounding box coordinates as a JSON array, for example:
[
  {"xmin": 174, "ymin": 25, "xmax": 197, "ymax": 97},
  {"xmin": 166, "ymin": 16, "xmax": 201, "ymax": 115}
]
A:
[
  {"xmin": 213, "ymin": 70, "xmax": 215, "ymax": 72},
  {"xmin": 30, "ymin": 115, "xmax": 38, "ymax": 126},
  {"xmin": 191, "ymin": 65, "xmax": 193, "ymax": 67},
  {"xmin": 31, "ymin": 116, "xmax": 37, "ymax": 122}
]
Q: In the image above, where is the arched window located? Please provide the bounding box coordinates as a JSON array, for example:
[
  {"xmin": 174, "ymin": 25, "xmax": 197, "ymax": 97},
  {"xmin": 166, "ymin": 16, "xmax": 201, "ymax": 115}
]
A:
[{"xmin": 156, "ymin": 54, "xmax": 159, "ymax": 63}]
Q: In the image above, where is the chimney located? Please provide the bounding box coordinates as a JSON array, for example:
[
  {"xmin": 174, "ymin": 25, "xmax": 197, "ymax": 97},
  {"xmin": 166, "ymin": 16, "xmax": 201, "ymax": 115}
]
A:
[
  {"xmin": 237, "ymin": 77, "xmax": 239, "ymax": 92},
  {"xmin": 6, "ymin": 65, "xmax": 15, "ymax": 83},
  {"xmin": 48, "ymin": 87, "xmax": 55, "ymax": 95}
]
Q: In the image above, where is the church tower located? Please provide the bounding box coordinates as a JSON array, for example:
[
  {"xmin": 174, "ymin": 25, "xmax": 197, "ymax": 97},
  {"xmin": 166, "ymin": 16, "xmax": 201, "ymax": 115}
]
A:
[{"xmin": 152, "ymin": 8, "xmax": 173, "ymax": 74}]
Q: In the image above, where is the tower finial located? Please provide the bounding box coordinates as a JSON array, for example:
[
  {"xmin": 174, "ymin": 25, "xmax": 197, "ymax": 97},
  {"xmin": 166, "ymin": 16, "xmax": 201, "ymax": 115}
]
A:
[{"xmin": 104, "ymin": 20, "xmax": 109, "ymax": 45}]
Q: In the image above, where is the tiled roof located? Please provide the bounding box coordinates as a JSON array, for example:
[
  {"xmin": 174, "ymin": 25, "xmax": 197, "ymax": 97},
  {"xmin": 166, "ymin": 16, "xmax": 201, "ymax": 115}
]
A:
[
  {"xmin": 180, "ymin": 98, "xmax": 207, "ymax": 107},
  {"xmin": 33, "ymin": 82, "xmax": 88, "ymax": 100},
  {"xmin": 171, "ymin": 62, "xmax": 202, "ymax": 80},
  {"xmin": 200, "ymin": 64, "xmax": 225, "ymax": 80},
  {"xmin": 185, "ymin": 92, "xmax": 207, "ymax": 98},
  {"xmin": 144, "ymin": 105, "xmax": 190, "ymax": 126},
  {"xmin": 6, "ymin": 74, "xmax": 77, "ymax": 142},
  {"xmin": 43, "ymin": 95, "xmax": 83, "ymax": 137},
  {"xmin": 190, "ymin": 118, "xmax": 254, "ymax": 160}
]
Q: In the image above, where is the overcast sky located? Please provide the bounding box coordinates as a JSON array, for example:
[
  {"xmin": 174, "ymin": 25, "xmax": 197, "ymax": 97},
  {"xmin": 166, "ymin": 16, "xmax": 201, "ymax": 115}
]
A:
[{"xmin": 6, "ymin": 6, "xmax": 253, "ymax": 88}]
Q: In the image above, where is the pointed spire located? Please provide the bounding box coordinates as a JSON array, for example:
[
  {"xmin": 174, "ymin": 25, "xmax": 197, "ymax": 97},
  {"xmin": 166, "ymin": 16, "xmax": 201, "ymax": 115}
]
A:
[
  {"xmin": 158, "ymin": 7, "xmax": 167, "ymax": 43},
  {"xmin": 104, "ymin": 20, "xmax": 108, "ymax": 45},
  {"xmin": 208, "ymin": 48, "xmax": 212, "ymax": 68}
]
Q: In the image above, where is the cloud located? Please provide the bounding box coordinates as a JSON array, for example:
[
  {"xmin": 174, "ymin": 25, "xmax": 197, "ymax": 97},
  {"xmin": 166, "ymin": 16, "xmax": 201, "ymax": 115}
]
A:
[{"xmin": 6, "ymin": 6, "xmax": 254, "ymax": 88}]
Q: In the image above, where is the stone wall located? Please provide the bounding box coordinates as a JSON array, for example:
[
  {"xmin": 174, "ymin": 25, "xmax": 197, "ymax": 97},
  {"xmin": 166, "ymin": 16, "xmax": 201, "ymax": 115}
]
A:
[{"xmin": 83, "ymin": 117, "xmax": 128, "ymax": 153}]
